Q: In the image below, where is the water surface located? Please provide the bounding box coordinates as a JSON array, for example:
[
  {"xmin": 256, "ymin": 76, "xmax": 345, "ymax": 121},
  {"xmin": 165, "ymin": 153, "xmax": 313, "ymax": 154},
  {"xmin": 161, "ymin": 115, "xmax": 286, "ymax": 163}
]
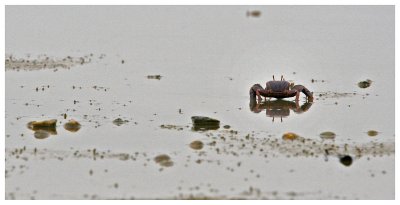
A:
[{"xmin": 5, "ymin": 6, "xmax": 395, "ymax": 199}]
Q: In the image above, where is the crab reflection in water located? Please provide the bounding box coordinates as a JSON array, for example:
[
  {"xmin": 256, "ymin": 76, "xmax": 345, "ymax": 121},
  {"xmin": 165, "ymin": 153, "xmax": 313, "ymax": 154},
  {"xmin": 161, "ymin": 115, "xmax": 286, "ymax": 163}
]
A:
[{"xmin": 249, "ymin": 98, "xmax": 312, "ymax": 122}]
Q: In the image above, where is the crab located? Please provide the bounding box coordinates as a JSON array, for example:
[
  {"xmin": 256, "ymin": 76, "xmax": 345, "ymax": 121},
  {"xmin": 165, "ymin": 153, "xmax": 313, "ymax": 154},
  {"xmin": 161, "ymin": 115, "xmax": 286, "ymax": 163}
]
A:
[{"xmin": 250, "ymin": 75, "xmax": 314, "ymax": 102}]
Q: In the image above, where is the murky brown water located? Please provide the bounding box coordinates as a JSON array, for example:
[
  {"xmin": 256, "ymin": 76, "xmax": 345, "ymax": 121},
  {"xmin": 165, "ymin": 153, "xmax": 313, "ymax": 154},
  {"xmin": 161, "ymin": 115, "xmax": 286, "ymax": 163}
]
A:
[{"xmin": 5, "ymin": 6, "xmax": 394, "ymax": 199}]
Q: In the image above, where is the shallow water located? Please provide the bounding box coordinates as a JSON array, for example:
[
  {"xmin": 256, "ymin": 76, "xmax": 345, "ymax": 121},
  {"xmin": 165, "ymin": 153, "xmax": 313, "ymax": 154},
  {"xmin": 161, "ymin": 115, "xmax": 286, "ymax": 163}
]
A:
[{"xmin": 5, "ymin": 6, "xmax": 395, "ymax": 199}]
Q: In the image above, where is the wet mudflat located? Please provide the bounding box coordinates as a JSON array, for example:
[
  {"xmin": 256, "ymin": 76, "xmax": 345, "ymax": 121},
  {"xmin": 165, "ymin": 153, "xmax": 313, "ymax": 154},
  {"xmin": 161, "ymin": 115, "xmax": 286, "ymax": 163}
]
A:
[{"xmin": 5, "ymin": 6, "xmax": 394, "ymax": 199}]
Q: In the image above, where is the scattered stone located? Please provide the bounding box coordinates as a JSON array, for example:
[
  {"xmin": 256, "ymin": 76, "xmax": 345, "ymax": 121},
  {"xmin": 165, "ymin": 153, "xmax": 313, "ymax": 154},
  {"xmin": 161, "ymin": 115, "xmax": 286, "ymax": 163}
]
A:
[
  {"xmin": 320, "ymin": 131, "xmax": 336, "ymax": 140},
  {"xmin": 358, "ymin": 79, "xmax": 372, "ymax": 88},
  {"xmin": 223, "ymin": 125, "xmax": 231, "ymax": 129},
  {"xmin": 191, "ymin": 116, "xmax": 220, "ymax": 131},
  {"xmin": 282, "ymin": 132, "xmax": 299, "ymax": 141},
  {"xmin": 154, "ymin": 154, "xmax": 170, "ymax": 163},
  {"xmin": 190, "ymin": 141, "xmax": 204, "ymax": 150},
  {"xmin": 367, "ymin": 130, "xmax": 378, "ymax": 137},
  {"xmin": 246, "ymin": 10, "xmax": 261, "ymax": 17},
  {"xmin": 339, "ymin": 155, "xmax": 353, "ymax": 167},
  {"xmin": 64, "ymin": 119, "xmax": 81, "ymax": 132},
  {"xmin": 113, "ymin": 118, "xmax": 129, "ymax": 126},
  {"xmin": 147, "ymin": 75, "xmax": 162, "ymax": 80},
  {"xmin": 154, "ymin": 154, "xmax": 174, "ymax": 167},
  {"xmin": 27, "ymin": 119, "xmax": 58, "ymax": 135},
  {"xmin": 27, "ymin": 119, "xmax": 57, "ymax": 129}
]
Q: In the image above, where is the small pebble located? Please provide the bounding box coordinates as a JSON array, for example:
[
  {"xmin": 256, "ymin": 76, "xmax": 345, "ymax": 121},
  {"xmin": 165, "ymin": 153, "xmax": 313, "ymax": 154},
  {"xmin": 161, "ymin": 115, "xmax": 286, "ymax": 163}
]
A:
[
  {"xmin": 282, "ymin": 132, "xmax": 299, "ymax": 141},
  {"xmin": 190, "ymin": 141, "xmax": 204, "ymax": 150},
  {"xmin": 367, "ymin": 130, "xmax": 378, "ymax": 137},
  {"xmin": 320, "ymin": 131, "xmax": 336, "ymax": 140}
]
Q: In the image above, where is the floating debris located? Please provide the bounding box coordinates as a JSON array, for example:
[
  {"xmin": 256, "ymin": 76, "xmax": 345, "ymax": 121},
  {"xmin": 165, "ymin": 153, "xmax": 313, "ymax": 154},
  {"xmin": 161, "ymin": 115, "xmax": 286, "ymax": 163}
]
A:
[
  {"xmin": 113, "ymin": 118, "xmax": 129, "ymax": 126},
  {"xmin": 311, "ymin": 79, "xmax": 325, "ymax": 83},
  {"xmin": 92, "ymin": 85, "xmax": 110, "ymax": 91},
  {"xmin": 34, "ymin": 130, "xmax": 50, "ymax": 139},
  {"xmin": 367, "ymin": 130, "xmax": 378, "ymax": 137},
  {"xmin": 358, "ymin": 79, "xmax": 372, "ymax": 88},
  {"xmin": 191, "ymin": 116, "xmax": 220, "ymax": 131},
  {"xmin": 5, "ymin": 54, "xmax": 92, "ymax": 71},
  {"xmin": 315, "ymin": 91, "xmax": 357, "ymax": 100},
  {"xmin": 189, "ymin": 141, "xmax": 204, "ymax": 150},
  {"xmin": 339, "ymin": 155, "xmax": 353, "ymax": 167},
  {"xmin": 160, "ymin": 124, "xmax": 185, "ymax": 131},
  {"xmin": 64, "ymin": 120, "xmax": 81, "ymax": 132},
  {"xmin": 246, "ymin": 10, "xmax": 261, "ymax": 17},
  {"xmin": 320, "ymin": 131, "xmax": 336, "ymax": 140},
  {"xmin": 147, "ymin": 75, "xmax": 162, "ymax": 80},
  {"xmin": 154, "ymin": 154, "xmax": 173, "ymax": 167},
  {"xmin": 282, "ymin": 132, "xmax": 300, "ymax": 141}
]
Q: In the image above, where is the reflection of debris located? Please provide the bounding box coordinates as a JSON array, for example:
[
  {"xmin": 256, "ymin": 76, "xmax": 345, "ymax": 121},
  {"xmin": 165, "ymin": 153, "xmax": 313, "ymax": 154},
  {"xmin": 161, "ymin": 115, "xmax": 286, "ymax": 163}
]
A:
[
  {"xmin": 191, "ymin": 116, "xmax": 220, "ymax": 131},
  {"xmin": 358, "ymin": 79, "xmax": 372, "ymax": 88},
  {"xmin": 34, "ymin": 130, "xmax": 50, "ymax": 139},
  {"xmin": 154, "ymin": 154, "xmax": 174, "ymax": 167},
  {"xmin": 64, "ymin": 120, "xmax": 81, "ymax": 132},
  {"xmin": 113, "ymin": 118, "xmax": 129, "ymax": 126},
  {"xmin": 246, "ymin": 10, "xmax": 261, "ymax": 17},
  {"xmin": 320, "ymin": 131, "xmax": 336, "ymax": 140},
  {"xmin": 147, "ymin": 75, "xmax": 162, "ymax": 80},
  {"xmin": 250, "ymin": 99, "xmax": 312, "ymax": 121}
]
